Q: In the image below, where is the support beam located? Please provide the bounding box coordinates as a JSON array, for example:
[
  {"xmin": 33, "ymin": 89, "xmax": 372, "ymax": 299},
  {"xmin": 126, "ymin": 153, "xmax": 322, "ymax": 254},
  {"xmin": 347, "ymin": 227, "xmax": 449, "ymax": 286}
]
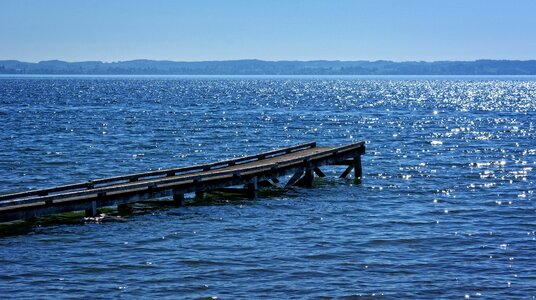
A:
[
  {"xmin": 259, "ymin": 180, "xmax": 275, "ymax": 187},
  {"xmin": 313, "ymin": 167, "xmax": 326, "ymax": 177},
  {"xmin": 286, "ymin": 170, "xmax": 304, "ymax": 187},
  {"xmin": 85, "ymin": 200, "xmax": 98, "ymax": 217},
  {"xmin": 340, "ymin": 164, "xmax": 354, "ymax": 178},
  {"xmin": 195, "ymin": 191, "xmax": 204, "ymax": 199},
  {"xmin": 247, "ymin": 176, "xmax": 258, "ymax": 199}
]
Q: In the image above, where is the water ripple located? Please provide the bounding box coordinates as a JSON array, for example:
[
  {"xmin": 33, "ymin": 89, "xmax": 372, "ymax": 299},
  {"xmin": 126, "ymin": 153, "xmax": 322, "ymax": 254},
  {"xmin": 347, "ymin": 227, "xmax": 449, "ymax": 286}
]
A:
[{"xmin": 0, "ymin": 76, "xmax": 535, "ymax": 298}]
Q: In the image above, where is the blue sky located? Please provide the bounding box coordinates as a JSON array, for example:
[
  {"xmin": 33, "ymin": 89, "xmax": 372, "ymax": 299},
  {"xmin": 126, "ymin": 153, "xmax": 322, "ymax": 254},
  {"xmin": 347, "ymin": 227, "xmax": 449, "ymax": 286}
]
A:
[{"xmin": 1, "ymin": 0, "xmax": 535, "ymax": 62}]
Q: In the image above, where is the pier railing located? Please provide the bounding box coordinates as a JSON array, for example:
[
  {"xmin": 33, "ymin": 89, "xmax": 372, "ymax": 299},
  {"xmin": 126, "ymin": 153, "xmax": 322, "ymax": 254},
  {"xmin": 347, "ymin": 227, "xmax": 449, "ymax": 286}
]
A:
[{"xmin": 0, "ymin": 141, "xmax": 317, "ymax": 203}]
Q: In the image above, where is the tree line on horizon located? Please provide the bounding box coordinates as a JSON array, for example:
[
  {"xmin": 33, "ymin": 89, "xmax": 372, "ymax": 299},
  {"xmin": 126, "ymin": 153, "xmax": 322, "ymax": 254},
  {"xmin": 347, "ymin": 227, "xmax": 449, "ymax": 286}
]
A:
[{"xmin": 1, "ymin": 59, "xmax": 536, "ymax": 75}]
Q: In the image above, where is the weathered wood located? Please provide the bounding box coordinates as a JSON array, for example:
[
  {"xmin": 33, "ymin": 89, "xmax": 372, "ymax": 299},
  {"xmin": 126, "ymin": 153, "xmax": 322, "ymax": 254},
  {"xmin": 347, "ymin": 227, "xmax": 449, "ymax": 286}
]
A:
[
  {"xmin": 0, "ymin": 182, "xmax": 91, "ymax": 202},
  {"xmin": 295, "ymin": 160, "xmax": 314, "ymax": 187},
  {"xmin": 0, "ymin": 163, "xmax": 277, "ymax": 208},
  {"xmin": 247, "ymin": 176, "xmax": 258, "ymax": 199},
  {"xmin": 2, "ymin": 148, "xmax": 358, "ymax": 211},
  {"xmin": 304, "ymin": 167, "xmax": 314, "ymax": 187},
  {"xmin": 258, "ymin": 180, "xmax": 275, "ymax": 187},
  {"xmin": 0, "ymin": 189, "xmax": 175, "ymax": 223},
  {"xmin": 354, "ymin": 155, "xmax": 363, "ymax": 183},
  {"xmin": 286, "ymin": 170, "xmax": 304, "ymax": 187},
  {"xmin": 340, "ymin": 164, "xmax": 354, "ymax": 178},
  {"xmin": 314, "ymin": 167, "xmax": 326, "ymax": 177},
  {"xmin": 0, "ymin": 143, "xmax": 362, "ymax": 208},
  {"xmin": 172, "ymin": 191, "xmax": 184, "ymax": 206},
  {"xmin": 85, "ymin": 201, "xmax": 98, "ymax": 217},
  {"xmin": 0, "ymin": 142, "xmax": 318, "ymax": 202},
  {"xmin": 296, "ymin": 170, "xmax": 314, "ymax": 188},
  {"xmin": 0, "ymin": 141, "xmax": 366, "ymax": 222}
]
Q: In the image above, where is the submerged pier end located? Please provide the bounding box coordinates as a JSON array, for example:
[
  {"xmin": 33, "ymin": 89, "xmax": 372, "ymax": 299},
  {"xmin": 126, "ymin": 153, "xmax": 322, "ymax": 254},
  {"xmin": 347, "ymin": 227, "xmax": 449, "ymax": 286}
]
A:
[{"xmin": 0, "ymin": 141, "xmax": 365, "ymax": 223}]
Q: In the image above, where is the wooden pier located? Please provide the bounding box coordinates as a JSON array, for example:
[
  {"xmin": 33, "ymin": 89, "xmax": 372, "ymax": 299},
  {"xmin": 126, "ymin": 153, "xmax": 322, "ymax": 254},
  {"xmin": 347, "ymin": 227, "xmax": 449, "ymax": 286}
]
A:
[{"xmin": 0, "ymin": 141, "xmax": 365, "ymax": 223}]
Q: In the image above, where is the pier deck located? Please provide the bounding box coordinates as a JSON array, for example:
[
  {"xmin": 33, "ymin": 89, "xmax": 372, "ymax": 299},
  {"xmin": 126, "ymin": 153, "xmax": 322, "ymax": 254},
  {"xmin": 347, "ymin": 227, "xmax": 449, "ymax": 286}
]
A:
[{"xmin": 0, "ymin": 141, "xmax": 365, "ymax": 223}]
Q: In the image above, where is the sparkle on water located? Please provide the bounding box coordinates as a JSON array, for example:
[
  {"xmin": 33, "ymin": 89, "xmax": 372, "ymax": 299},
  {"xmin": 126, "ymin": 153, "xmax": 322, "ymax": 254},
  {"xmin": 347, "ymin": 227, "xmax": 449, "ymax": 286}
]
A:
[{"xmin": 0, "ymin": 76, "xmax": 535, "ymax": 298}]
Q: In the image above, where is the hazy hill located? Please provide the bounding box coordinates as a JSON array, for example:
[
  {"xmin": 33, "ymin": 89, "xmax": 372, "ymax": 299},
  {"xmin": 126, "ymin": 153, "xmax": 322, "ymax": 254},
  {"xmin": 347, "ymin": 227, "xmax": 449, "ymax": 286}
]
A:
[{"xmin": 1, "ymin": 59, "xmax": 536, "ymax": 75}]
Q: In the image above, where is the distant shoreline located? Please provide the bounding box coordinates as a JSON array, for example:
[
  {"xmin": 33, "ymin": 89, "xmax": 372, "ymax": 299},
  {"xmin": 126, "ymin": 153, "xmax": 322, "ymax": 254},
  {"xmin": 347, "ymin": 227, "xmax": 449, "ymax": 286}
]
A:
[
  {"xmin": 2, "ymin": 74, "xmax": 536, "ymax": 80},
  {"xmin": 1, "ymin": 59, "xmax": 536, "ymax": 75}
]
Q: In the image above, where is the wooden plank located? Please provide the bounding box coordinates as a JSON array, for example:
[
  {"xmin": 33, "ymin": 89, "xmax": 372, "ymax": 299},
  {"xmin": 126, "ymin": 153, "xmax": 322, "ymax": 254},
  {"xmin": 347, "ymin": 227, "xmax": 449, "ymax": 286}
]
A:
[
  {"xmin": 0, "ymin": 144, "xmax": 363, "ymax": 209},
  {"xmin": 0, "ymin": 182, "xmax": 92, "ymax": 201},
  {"xmin": 0, "ymin": 141, "xmax": 366, "ymax": 222},
  {"xmin": 0, "ymin": 148, "xmax": 364, "ymax": 221},
  {"xmin": 0, "ymin": 141, "xmax": 317, "ymax": 201},
  {"xmin": 0, "ymin": 163, "xmax": 278, "ymax": 208},
  {"xmin": 89, "ymin": 142, "xmax": 317, "ymax": 185},
  {"xmin": 0, "ymin": 145, "xmax": 361, "ymax": 210}
]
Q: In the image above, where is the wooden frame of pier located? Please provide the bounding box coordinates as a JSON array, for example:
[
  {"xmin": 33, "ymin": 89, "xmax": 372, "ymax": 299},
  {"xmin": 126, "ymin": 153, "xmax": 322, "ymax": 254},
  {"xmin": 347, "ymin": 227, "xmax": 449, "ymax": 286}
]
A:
[{"xmin": 0, "ymin": 141, "xmax": 365, "ymax": 223}]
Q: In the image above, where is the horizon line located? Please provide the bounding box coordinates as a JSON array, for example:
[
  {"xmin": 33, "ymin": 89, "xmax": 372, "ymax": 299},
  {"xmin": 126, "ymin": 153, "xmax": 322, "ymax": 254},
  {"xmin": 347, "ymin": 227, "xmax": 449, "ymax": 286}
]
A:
[{"xmin": 3, "ymin": 58, "xmax": 536, "ymax": 64}]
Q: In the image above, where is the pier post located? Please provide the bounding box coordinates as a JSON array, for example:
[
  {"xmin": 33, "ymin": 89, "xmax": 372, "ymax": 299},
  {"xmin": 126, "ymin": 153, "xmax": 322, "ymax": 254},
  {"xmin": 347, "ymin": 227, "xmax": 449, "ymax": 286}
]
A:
[
  {"xmin": 195, "ymin": 191, "xmax": 204, "ymax": 199},
  {"xmin": 247, "ymin": 176, "xmax": 258, "ymax": 199},
  {"xmin": 354, "ymin": 155, "xmax": 363, "ymax": 183},
  {"xmin": 303, "ymin": 165, "xmax": 314, "ymax": 188},
  {"xmin": 295, "ymin": 160, "xmax": 314, "ymax": 188},
  {"xmin": 85, "ymin": 201, "xmax": 98, "ymax": 217},
  {"xmin": 173, "ymin": 190, "xmax": 184, "ymax": 206}
]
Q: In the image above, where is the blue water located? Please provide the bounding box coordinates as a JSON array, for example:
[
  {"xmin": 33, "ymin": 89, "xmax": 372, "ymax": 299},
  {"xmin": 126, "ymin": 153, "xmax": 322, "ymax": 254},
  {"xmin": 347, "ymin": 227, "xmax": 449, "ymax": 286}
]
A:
[{"xmin": 0, "ymin": 76, "xmax": 535, "ymax": 299}]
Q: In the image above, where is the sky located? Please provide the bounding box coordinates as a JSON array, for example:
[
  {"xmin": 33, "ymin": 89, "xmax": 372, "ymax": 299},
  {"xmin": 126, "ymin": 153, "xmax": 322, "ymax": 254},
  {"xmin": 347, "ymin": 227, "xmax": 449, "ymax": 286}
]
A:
[{"xmin": 1, "ymin": 0, "xmax": 535, "ymax": 62}]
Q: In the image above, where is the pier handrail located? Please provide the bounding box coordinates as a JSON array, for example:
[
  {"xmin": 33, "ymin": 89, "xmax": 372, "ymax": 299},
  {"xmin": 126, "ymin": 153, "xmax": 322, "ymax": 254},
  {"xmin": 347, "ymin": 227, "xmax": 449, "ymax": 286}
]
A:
[
  {"xmin": 0, "ymin": 141, "xmax": 364, "ymax": 209},
  {"xmin": 0, "ymin": 141, "xmax": 316, "ymax": 202},
  {"xmin": 0, "ymin": 163, "xmax": 279, "ymax": 208}
]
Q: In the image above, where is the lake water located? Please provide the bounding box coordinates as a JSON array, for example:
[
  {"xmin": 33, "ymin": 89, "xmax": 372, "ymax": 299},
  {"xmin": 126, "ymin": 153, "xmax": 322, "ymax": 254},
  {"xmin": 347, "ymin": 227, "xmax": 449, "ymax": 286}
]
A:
[{"xmin": 0, "ymin": 76, "xmax": 535, "ymax": 299}]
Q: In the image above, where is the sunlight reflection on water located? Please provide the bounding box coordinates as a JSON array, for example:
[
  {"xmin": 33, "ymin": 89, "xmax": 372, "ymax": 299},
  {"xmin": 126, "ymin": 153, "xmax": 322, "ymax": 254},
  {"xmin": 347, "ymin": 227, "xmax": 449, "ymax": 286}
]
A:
[{"xmin": 0, "ymin": 76, "xmax": 535, "ymax": 298}]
